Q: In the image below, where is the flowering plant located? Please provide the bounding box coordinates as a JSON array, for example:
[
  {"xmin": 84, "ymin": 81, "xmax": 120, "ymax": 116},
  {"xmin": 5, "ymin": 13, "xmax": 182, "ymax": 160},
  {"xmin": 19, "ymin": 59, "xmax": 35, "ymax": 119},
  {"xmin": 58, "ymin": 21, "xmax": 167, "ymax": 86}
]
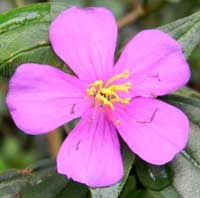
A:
[{"xmin": 6, "ymin": 6, "xmax": 190, "ymax": 187}]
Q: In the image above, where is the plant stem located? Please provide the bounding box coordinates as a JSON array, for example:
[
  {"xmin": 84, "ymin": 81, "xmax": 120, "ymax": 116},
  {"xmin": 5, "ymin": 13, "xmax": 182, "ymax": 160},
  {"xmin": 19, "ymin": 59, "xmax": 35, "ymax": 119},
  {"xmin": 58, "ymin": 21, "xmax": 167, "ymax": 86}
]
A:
[
  {"xmin": 117, "ymin": 4, "xmax": 145, "ymax": 29},
  {"xmin": 117, "ymin": 0, "xmax": 167, "ymax": 29},
  {"xmin": 47, "ymin": 128, "xmax": 62, "ymax": 158},
  {"xmin": 11, "ymin": 0, "xmax": 25, "ymax": 8}
]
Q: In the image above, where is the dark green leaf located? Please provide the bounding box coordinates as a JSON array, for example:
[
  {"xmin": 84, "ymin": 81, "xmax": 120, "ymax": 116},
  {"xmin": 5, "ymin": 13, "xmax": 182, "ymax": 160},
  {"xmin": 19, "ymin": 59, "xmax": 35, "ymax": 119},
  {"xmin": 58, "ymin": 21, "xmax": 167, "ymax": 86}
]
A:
[
  {"xmin": 0, "ymin": 2, "xmax": 67, "ymax": 78},
  {"xmin": 57, "ymin": 181, "xmax": 89, "ymax": 198},
  {"xmin": 174, "ymin": 86, "xmax": 200, "ymax": 100},
  {"xmin": 20, "ymin": 174, "xmax": 70, "ymax": 198},
  {"xmin": 135, "ymin": 157, "xmax": 173, "ymax": 191},
  {"xmin": 0, "ymin": 158, "xmax": 89, "ymax": 198},
  {"xmin": 147, "ymin": 186, "xmax": 180, "ymax": 198},
  {"xmin": 119, "ymin": 175, "xmax": 137, "ymax": 198},
  {"xmin": 1, "ymin": 5, "xmax": 200, "ymax": 77},
  {"xmin": 159, "ymin": 11, "xmax": 200, "ymax": 58}
]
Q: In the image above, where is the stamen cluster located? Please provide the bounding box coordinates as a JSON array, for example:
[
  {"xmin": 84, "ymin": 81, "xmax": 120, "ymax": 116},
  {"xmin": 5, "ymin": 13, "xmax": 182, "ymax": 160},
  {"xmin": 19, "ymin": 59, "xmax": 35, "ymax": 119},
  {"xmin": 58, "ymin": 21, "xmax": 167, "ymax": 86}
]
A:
[{"xmin": 86, "ymin": 70, "xmax": 132, "ymax": 110}]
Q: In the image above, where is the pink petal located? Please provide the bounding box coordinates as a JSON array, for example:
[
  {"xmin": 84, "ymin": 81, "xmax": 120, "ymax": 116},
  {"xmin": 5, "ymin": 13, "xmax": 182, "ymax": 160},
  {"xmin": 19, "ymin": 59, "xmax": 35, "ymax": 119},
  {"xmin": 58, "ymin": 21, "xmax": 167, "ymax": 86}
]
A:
[
  {"xmin": 115, "ymin": 30, "xmax": 190, "ymax": 97},
  {"xmin": 113, "ymin": 98, "xmax": 189, "ymax": 165},
  {"xmin": 57, "ymin": 108, "xmax": 123, "ymax": 187},
  {"xmin": 6, "ymin": 64, "xmax": 88, "ymax": 135},
  {"xmin": 50, "ymin": 7, "xmax": 117, "ymax": 82}
]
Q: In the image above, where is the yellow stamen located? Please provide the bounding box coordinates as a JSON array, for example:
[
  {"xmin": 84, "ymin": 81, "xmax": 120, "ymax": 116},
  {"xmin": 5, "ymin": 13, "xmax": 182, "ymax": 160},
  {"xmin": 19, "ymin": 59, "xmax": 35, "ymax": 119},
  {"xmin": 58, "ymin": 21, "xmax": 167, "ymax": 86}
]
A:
[
  {"xmin": 100, "ymin": 88, "xmax": 120, "ymax": 100},
  {"xmin": 86, "ymin": 87, "xmax": 96, "ymax": 96},
  {"xmin": 105, "ymin": 70, "xmax": 130, "ymax": 87},
  {"xmin": 86, "ymin": 70, "xmax": 132, "ymax": 110},
  {"xmin": 108, "ymin": 82, "xmax": 132, "ymax": 93},
  {"xmin": 88, "ymin": 80, "xmax": 103, "ymax": 88},
  {"xmin": 110, "ymin": 97, "xmax": 131, "ymax": 104},
  {"xmin": 96, "ymin": 93, "xmax": 114, "ymax": 110}
]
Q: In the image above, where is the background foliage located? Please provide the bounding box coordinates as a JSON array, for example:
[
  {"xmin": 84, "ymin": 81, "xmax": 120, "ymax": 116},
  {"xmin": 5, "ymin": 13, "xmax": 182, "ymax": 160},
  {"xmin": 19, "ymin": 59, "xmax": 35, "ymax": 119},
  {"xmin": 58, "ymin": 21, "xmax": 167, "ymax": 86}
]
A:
[{"xmin": 0, "ymin": 0, "xmax": 200, "ymax": 197}]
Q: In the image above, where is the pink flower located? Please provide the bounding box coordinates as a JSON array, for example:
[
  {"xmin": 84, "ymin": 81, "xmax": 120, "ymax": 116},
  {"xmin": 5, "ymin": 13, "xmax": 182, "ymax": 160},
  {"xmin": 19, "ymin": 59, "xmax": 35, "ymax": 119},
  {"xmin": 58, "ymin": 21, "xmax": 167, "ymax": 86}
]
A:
[{"xmin": 6, "ymin": 7, "xmax": 190, "ymax": 187}]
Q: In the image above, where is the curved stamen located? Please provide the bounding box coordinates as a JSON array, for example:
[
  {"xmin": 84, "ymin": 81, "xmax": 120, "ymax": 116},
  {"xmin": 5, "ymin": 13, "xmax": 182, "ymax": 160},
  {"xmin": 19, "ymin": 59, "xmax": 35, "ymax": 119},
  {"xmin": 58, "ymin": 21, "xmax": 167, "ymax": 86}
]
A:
[
  {"xmin": 86, "ymin": 70, "xmax": 132, "ymax": 110},
  {"xmin": 105, "ymin": 70, "xmax": 130, "ymax": 87}
]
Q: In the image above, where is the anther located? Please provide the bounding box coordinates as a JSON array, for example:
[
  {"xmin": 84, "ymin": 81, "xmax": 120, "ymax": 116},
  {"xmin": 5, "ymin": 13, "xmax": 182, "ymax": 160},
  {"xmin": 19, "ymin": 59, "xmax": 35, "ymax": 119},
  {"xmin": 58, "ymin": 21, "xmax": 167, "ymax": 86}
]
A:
[
  {"xmin": 122, "ymin": 70, "xmax": 129, "ymax": 78},
  {"xmin": 86, "ymin": 87, "xmax": 96, "ymax": 96},
  {"xmin": 124, "ymin": 97, "xmax": 131, "ymax": 103}
]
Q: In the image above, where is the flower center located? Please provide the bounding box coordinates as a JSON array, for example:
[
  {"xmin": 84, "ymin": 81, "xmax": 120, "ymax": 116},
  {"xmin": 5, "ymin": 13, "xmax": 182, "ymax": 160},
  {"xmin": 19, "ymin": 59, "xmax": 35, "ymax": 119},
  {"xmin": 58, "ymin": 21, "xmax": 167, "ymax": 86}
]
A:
[{"xmin": 86, "ymin": 70, "xmax": 132, "ymax": 110}]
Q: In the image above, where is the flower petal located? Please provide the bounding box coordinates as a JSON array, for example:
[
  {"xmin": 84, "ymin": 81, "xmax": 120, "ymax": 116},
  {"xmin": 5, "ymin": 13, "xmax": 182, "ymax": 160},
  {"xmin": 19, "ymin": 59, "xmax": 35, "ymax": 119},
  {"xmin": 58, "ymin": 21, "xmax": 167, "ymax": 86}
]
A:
[
  {"xmin": 57, "ymin": 108, "xmax": 123, "ymax": 187},
  {"xmin": 115, "ymin": 30, "xmax": 190, "ymax": 96},
  {"xmin": 6, "ymin": 64, "xmax": 88, "ymax": 135},
  {"xmin": 50, "ymin": 7, "xmax": 117, "ymax": 82},
  {"xmin": 113, "ymin": 98, "xmax": 189, "ymax": 165}
]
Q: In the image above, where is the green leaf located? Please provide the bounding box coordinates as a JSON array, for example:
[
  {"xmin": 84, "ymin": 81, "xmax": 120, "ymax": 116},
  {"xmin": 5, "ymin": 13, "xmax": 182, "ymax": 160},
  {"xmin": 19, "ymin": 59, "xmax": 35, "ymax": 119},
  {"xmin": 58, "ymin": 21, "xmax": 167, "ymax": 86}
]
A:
[
  {"xmin": 1, "ymin": 4, "xmax": 200, "ymax": 78},
  {"xmin": 119, "ymin": 175, "xmax": 137, "ymax": 198},
  {"xmin": 120, "ymin": 175, "xmax": 180, "ymax": 198},
  {"xmin": 57, "ymin": 182, "xmax": 89, "ymax": 198},
  {"xmin": 89, "ymin": 0, "xmax": 124, "ymax": 19},
  {"xmin": 135, "ymin": 157, "xmax": 174, "ymax": 191},
  {"xmin": 0, "ymin": 0, "xmax": 14, "ymax": 14},
  {"xmin": 50, "ymin": 0, "xmax": 84, "ymax": 7},
  {"xmin": 159, "ymin": 11, "xmax": 200, "ymax": 58},
  {"xmin": 0, "ymin": 2, "xmax": 67, "ymax": 78},
  {"xmin": 20, "ymin": 174, "xmax": 70, "ymax": 198},
  {"xmin": 147, "ymin": 186, "xmax": 180, "ymax": 198},
  {"xmin": 173, "ymin": 86, "xmax": 200, "ymax": 100},
  {"xmin": 0, "ymin": 158, "xmax": 89, "ymax": 198},
  {"xmin": 89, "ymin": 143, "xmax": 134, "ymax": 198}
]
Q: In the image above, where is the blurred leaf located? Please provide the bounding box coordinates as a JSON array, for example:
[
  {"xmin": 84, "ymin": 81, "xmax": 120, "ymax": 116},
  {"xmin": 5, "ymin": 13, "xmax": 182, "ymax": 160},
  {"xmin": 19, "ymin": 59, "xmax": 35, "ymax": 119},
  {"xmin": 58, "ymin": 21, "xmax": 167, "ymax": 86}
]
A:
[
  {"xmin": 0, "ymin": 0, "xmax": 14, "ymax": 14},
  {"xmin": 0, "ymin": 158, "xmax": 89, "ymax": 198},
  {"xmin": 0, "ymin": 2, "xmax": 67, "ymax": 78},
  {"xmin": 1, "ymin": 4, "xmax": 200, "ymax": 78},
  {"xmin": 91, "ymin": 0, "xmax": 124, "ymax": 19},
  {"xmin": 188, "ymin": 46, "xmax": 200, "ymax": 85},
  {"xmin": 159, "ymin": 10, "xmax": 200, "ymax": 58},
  {"xmin": 174, "ymin": 86, "xmax": 200, "ymax": 100},
  {"xmin": 165, "ymin": 0, "xmax": 182, "ymax": 3},
  {"xmin": 90, "ymin": 144, "xmax": 134, "ymax": 198},
  {"xmin": 0, "ymin": 156, "xmax": 8, "ymax": 172},
  {"xmin": 50, "ymin": 0, "xmax": 84, "ymax": 7}
]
